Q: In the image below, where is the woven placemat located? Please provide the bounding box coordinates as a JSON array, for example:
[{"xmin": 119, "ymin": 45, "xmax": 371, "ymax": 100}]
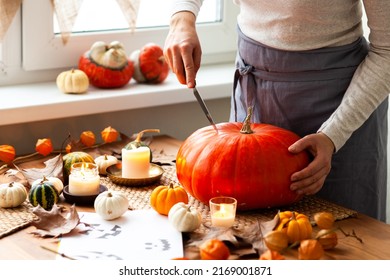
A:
[{"xmin": 0, "ymin": 164, "xmax": 357, "ymax": 239}]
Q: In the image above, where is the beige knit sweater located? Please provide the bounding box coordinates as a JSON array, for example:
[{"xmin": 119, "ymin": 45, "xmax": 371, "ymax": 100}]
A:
[{"xmin": 171, "ymin": 0, "xmax": 390, "ymax": 151}]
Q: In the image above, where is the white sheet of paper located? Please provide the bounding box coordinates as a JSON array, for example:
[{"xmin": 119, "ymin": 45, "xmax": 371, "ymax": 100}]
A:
[{"xmin": 57, "ymin": 210, "xmax": 183, "ymax": 260}]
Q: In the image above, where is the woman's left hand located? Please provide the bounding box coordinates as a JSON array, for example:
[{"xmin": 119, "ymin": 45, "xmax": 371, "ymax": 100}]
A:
[{"xmin": 288, "ymin": 132, "xmax": 335, "ymax": 195}]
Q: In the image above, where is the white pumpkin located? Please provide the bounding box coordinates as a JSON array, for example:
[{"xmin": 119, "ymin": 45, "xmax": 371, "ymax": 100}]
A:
[
  {"xmin": 56, "ymin": 69, "xmax": 89, "ymax": 94},
  {"xmin": 94, "ymin": 154, "xmax": 118, "ymax": 175},
  {"xmin": 0, "ymin": 182, "xmax": 28, "ymax": 208},
  {"xmin": 32, "ymin": 176, "xmax": 64, "ymax": 195},
  {"xmin": 94, "ymin": 190, "xmax": 129, "ymax": 220},
  {"xmin": 168, "ymin": 202, "xmax": 202, "ymax": 232}
]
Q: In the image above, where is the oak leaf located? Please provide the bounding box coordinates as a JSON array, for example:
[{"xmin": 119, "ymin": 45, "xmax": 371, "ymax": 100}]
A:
[
  {"xmin": 30, "ymin": 204, "xmax": 84, "ymax": 238},
  {"xmin": 13, "ymin": 154, "xmax": 63, "ymax": 186}
]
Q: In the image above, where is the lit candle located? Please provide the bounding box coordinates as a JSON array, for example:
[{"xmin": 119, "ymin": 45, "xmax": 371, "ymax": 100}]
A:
[
  {"xmin": 68, "ymin": 162, "xmax": 100, "ymax": 196},
  {"xmin": 210, "ymin": 197, "xmax": 237, "ymax": 228},
  {"xmin": 121, "ymin": 147, "xmax": 150, "ymax": 178}
]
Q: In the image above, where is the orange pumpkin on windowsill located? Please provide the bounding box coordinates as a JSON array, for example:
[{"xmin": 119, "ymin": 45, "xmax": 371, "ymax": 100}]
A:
[{"xmin": 78, "ymin": 41, "xmax": 134, "ymax": 88}]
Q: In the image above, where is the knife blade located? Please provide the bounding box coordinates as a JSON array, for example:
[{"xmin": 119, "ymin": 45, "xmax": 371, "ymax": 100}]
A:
[{"xmin": 193, "ymin": 86, "xmax": 218, "ymax": 132}]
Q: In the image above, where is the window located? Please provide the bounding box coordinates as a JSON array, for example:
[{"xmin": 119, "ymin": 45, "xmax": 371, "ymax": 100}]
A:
[{"xmin": 21, "ymin": 0, "xmax": 238, "ymax": 72}]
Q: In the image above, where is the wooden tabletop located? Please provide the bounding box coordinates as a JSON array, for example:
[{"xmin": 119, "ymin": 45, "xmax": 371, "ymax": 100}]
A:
[{"xmin": 1, "ymin": 135, "xmax": 390, "ymax": 260}]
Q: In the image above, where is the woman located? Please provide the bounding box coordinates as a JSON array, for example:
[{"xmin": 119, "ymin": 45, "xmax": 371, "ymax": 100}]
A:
[{"xmin": 163, "ymin": 0, "xmax": 390, "ymax": 221}]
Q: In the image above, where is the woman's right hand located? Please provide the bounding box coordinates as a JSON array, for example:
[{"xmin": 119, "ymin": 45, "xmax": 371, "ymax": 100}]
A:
[{"xmin": 163, "ymin": 11, "xmax": 202, "ymax": 88}]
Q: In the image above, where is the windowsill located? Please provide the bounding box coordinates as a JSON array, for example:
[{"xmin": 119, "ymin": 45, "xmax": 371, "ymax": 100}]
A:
[{"xmin": 0, "ymin": 63, "xmax": 234, "ymax": 126}]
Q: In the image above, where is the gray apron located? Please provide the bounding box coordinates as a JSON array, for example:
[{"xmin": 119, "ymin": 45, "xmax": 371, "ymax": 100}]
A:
[{"xmin": 231, "ymin": 27, "xmax": 388, "ymax": 222}]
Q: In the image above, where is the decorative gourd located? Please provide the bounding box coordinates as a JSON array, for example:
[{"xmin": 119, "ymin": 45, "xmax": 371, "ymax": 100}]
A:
[
  {"xmin": 129, "ymin": 43, "xmax": 169, "ymax": 84},
  {"xmin": 56, "ymin": 69, "xmax": 89, "ymax": 94},
  {"xmin": 94, "ymin": 191, "xmax": 129, "ymax": 220},
  {"xmin": 101, "ymin": 126, "xmax": 119, "ymax": 143},
  {"xmin": 176, "ymin": 107, "xmax": 310, "ymax": 210},
  {"xmin": 199, "ymin": 239, "xmax": 230, "ymax": 260},
  {"xmin": 94, "ymin": 154, "xmax": 119, "ymax": 175},
  {"xmin": 32, "ymin": 176, "xmax": 64, "ymax": 195},
  {"xmin": 275, "ymin": 211, "xmax": 313, "ymax": 244},
  {"xmin": 63, "ymin": 151, "xmax": 95, "ymax": 184},
  {"xmin": 168, "ymin": 202, "xmax": 202, "ymax": 232},
  {"xmin": 80, "ymin": 131, "xmax": 96, "ymax": 147},
  {"xmin": 124, "ymin": 129, "xmax": 160, "ymax": 161},
  {"xmin": 35, "ymin": 138, "xmax": 53, "ymax": 156},
  {"xmin": 150, "ymin": 183, "xmax": 189, "ymax": 216},
  {"xmin": 29, "ymin": 180, "xmax": 59, "ymax": 210},
  {"xmin": 0, "ymin": 182, "xmax": 28, "ymax": 208},
  {"xmin": 78, "ymin": 41, "xmax": 134, "ymax": 88},
  {"xmin": 0, "ymin": 145, "xmax": 16, "ymax": 164}
]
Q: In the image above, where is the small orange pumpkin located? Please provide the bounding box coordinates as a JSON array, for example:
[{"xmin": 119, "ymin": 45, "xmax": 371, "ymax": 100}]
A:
[
  {"xmin": 199, "ymin": 239, "xmax": 230, "ymax": 260},
  {"xmin": 35, "ymin": 138, "xmax": 53, "ymax": 156},
  {"xmin": 0, "ymin": 145, "xmax": 16, "ymax": 163},
  {"xmin": 150, "ymin": 183, "xmax": 189, "ymax": 216},
  {"xmin": 101, "ymin": 126, "xmax": 119, "ymax": 143},
  {"xmin": 80, "ymin": 130, "xmax": 96, "ymax": 147},
  {"xmin": 275, "ymin": 211, "xmax": 312, "ymax": 244}
]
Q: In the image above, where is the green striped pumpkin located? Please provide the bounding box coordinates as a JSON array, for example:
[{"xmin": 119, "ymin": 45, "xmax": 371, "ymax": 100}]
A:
[
  {"xmin": 29, "ymin": 181, "xmax": 59, "ymax": 210},
  {"xmin": 63, "ymin": 151, "xmax": 95, "ymax": 184}
]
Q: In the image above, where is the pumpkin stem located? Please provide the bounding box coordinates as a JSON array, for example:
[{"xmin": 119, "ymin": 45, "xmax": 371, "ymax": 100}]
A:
[
  {"xmin": 240, "ymin": 106, "xmax": 254, "ymax": 134},
  {"xmin": 135, "ymin": 129, "xmax": 161, "ymax": 143}
]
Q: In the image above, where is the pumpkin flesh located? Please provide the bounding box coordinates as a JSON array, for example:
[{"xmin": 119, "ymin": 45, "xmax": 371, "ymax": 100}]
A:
[{"xmin": 176, "ymin": 121, "xmax": 310, "ymax": 210}]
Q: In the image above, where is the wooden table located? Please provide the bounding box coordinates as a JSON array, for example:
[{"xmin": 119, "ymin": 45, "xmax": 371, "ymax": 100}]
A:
[{"xmin": 1, "ymin": 135, "xmax": 390, "ymax": 260}]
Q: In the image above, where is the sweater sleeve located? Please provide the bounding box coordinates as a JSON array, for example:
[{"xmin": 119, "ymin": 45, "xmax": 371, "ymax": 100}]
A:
[
  {"xmin": 318, "ymin": 0, "xmax": 390, "ymax": 152},
  {"xmin": 170, "ymin": 0, "xmax": 204, "ymax": 17}
]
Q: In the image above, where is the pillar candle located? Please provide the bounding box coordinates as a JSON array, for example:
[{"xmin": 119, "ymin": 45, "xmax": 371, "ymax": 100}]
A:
[{"xmin": 121, "ymin": 147, "xmax": 150, "ymax": 178}]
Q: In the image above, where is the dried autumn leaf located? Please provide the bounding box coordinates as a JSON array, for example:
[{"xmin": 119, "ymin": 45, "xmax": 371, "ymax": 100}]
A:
[
  {"xmin": 35, "ymin": 138, "xmax": 54, "ymax": 156},
  {"xmin": 187, "ymin": 226, "xmax": 241, "ymax": 247},
  {"xmin": 30, "ymin": 204, "xmax": 83, "ymax": 238},
  {"xmin": 13, "ymin": 154, "xmax": 63, "ymax": 186}
]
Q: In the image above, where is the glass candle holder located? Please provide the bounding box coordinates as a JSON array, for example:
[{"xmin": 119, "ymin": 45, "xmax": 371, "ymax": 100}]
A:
[
  {"xmin": 209, "ymin": 197, "xmax": 237, "ymax": 228},
  {"xmin": 68, "ymin": 162, "xmax": 100, "ymax": 196},
  {"xmin": 121, "ymin": 147, "xmax": 150, "ymax": 178}
]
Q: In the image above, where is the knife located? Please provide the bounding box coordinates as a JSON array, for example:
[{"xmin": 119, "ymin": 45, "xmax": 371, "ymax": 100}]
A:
[{"xmin": 193, "ymin": 86, "xmax": 218, "ymax": 132}]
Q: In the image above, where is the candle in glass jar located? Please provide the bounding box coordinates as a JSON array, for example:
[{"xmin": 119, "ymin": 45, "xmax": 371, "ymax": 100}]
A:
[
  {"xmin": 68, "ymin": 162, "xmax": 100, "ymax": 196},
  {"xmin": 121, "ymin": 147, "xmax": 150, "ymax": 178},
  {"xmin": 210, "ymin": 197, "xmax": 237, "ymax": 227}
]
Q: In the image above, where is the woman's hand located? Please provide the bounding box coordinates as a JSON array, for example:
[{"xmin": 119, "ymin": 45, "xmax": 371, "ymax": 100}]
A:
[
  {"xmin": 163, "ymin": 11, "xmax": 202, "ymax": 88},
  {"xmin": 288, "ymin": 132, "xmax": 335, "ymax": 195}
]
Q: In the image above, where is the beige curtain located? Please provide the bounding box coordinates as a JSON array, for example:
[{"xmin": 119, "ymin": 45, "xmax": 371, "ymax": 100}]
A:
[
  {"xmin": 0, "ymin": 0, "xmax": 140, "ymax": 44},
  {"xmin": 0, "ymin": 0, "xmax": 23, "ymax": 42}
]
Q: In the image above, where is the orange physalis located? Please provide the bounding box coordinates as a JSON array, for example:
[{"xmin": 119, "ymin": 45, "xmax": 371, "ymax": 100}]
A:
[
  {"xmin": 101, "ymin": 126, "xmax": 119, "ymax": 143},
  {"xmin": 0, "ymin": 145, "xmax": 16, "ymax": 163},
  {"xmin": 199, "ymin": 239, "xmax": 230, "ymax": 260},
  {"xmin": 35, "ymin": 138, "xmax": 54, "ymax": 156},
  {"xmin": 80, "ymin": 130, "xmax": 96, "ymax": 147},
  {"xmin": 259, "ymin": 249, "xmax": 285, "ymax": 260}
]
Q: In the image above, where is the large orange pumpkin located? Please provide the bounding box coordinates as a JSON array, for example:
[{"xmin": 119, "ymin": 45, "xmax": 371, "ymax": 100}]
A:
[{"xmin": 176, "ymin": 108, "xmax": 310, "ymax": 210}]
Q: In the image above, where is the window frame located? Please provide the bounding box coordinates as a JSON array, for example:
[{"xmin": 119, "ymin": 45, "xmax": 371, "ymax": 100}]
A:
[{"xmin": 21, "ymin": 0, "xmax": 238, "ymax": 72}]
